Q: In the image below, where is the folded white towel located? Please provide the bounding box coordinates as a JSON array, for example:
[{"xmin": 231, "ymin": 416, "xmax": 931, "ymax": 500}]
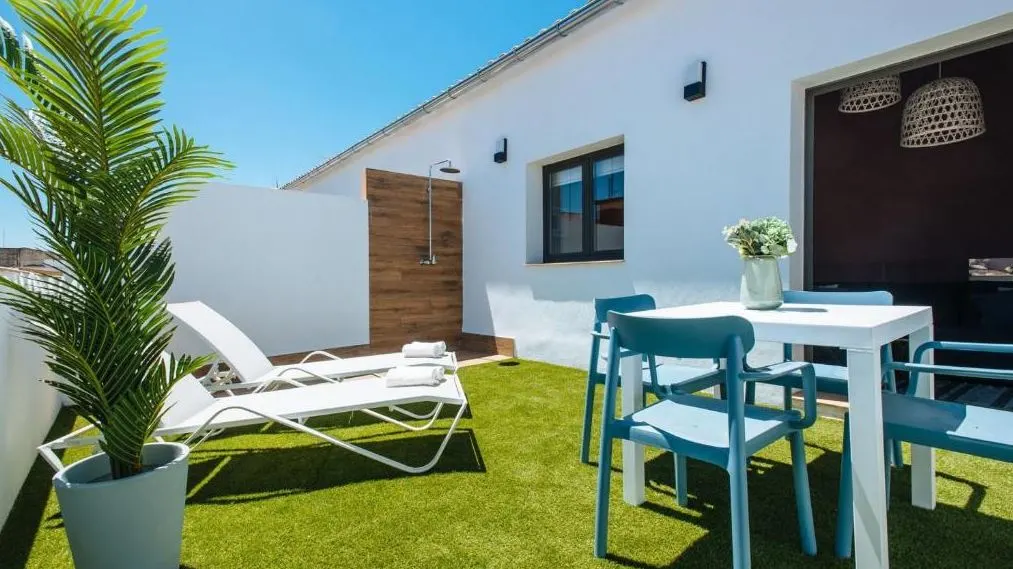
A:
[
  {"xmin": 385, "ymin": 365, "xmax": 444, "ymax": 388},
  {"xmin": 402, "ymin": 341, "xmax": 446, "ymax": 358}
]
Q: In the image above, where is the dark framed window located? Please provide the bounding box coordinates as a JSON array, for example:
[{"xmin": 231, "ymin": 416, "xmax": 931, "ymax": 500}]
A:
[{"xmin": 542, "ymin": 144, "xmax": 624, "ymax": 263}]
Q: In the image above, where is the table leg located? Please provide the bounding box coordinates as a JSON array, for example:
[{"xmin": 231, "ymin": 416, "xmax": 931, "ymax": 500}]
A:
[
  {"xmin": 909, "ymin": 325, "xmax": 936, "ymax": 510},
  {"xmin": 847, "ymin": 347, "xmax": 890, "ymax": 569},
  {"xmin": 621, "ymin": 353, "xmax": 645, "ymax": 505}
]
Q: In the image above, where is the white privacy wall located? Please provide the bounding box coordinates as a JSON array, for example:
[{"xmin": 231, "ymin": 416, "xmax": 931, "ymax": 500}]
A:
[
  {"xmin": 293, "ymin": 0, "xmax": 1013, "ymax": 367},
  {"xmin": 0, "ymin": 184, "xmax": 368, "ymax": 528},
  {"xmin": 165, "ymin": 183, "xmax": 368, "ymax": 357},
  {"xmin": 0, "ymin": 272, "xmax": 62, "ymax": 530}
]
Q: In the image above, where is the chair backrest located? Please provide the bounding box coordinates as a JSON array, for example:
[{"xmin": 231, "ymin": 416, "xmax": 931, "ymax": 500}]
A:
[
  {"xmin": 160, "ymin": 374, "xmax": 215, "ymax": 428},
  {"xmin": 602, "ymin": 311, "xmax": 755, "ymax": 447},
  {"xmin": 167, "ymin": 301, "xmax": 275, "ymax": 382},
  {"xmin": 607, "ymin": 312, "xmax": 755, "ymax": 359},
  {"xmin": 593, "ymin": 294, "xmax": 656, "ymax": 325},
  {"xmin": 588, "ymin": 294, "xmax": 658, "ymax": 382},
  {"xmin": 781, "ymin": 289, "xmax": 894, "ymax": 361},
  {"xmin": 783, "ymin": 289, "xmax": 893, "ymax": 306}
]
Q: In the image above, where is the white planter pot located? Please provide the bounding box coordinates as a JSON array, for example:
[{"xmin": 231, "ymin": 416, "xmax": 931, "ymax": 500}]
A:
[
  {"xmin": 53, "ymin": 442, "xmax": 189, "ymax": 569},
  {"xmin": 740, "ymin": 256, "xmax": 783, "ymax": 310}
]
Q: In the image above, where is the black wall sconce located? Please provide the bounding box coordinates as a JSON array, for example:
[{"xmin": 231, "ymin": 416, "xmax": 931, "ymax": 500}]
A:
[
  {"xmin": 683, "ymin": 61, "xmax": 707, "ymax": 102},
  {"xmin": 493, "ymin": 137, "xmax": 508, "ymax": 163}
]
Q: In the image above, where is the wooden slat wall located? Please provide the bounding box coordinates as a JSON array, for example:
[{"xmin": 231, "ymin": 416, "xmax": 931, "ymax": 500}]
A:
[{"xmin": 364, "ymin": 168, "xmax": 463, "ymax": 351}]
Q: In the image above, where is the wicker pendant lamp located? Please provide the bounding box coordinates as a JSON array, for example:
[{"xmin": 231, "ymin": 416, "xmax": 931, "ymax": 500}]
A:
[
  {"xmin": 900, "ymin": 64, "xmax": 985, "ymax": 148},
  {"xmin": 838, "ymin": 75, "xmax": 902, "ymax": 113}
]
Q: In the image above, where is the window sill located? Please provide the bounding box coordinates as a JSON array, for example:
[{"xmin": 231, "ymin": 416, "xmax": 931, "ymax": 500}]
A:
[{"xmin": 525, "ymin": 259, "xmax": 625, "ymax": 267}]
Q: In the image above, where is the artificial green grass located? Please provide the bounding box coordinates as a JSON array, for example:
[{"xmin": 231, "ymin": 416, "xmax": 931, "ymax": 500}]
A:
[{"xmin": 2, "ymin": 359, "xmax": 1013, "ymax": 568}]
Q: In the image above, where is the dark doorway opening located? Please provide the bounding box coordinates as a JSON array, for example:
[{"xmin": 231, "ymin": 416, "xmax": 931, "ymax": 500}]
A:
[{"xmin": 809, "ymin": 40, "xmax": 1013, "ymax": 407}]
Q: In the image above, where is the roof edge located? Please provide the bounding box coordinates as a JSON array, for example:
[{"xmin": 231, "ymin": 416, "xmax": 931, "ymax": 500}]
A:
[{"xmin": 283, "ymin": 0, "xmax": 626, "ymax": 190}]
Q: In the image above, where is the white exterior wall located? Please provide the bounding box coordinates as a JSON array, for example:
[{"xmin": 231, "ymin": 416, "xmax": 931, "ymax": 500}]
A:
[
  {"xmin": 165, "ymin": 183, "xmax": 368, "ymax": 357},
  {"xmin": 293, "ymin": 0, "xmax": 1013, "ymax": 367},
  {"xmin": 0, "ymin": 184, "xmax": 370, "ymax": 528},
  {"xmin": 0, "ymin": 272, "xmax": 62, "ymax": 530}
]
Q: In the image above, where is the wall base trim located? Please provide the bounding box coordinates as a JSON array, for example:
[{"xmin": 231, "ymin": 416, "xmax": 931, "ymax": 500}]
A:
[{"xmin": 460, "ymin": 333, "xmax": 517, "ymax": 358}]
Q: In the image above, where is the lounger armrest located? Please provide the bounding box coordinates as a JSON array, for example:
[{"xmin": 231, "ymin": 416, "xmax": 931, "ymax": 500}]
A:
[
  {"xmin": 37, "ymin": 424, "xmax": 103, "ymax": 471},
  {"xmin": 299, "ymin": 350, "xmax": 343, "ymax": 364},
  {"xmin": 272, "ymin": 366, "xmax": 342, "ymax": 385},
  {"xmin": 742, "ymin": 362, "xmax": 817, "ymax": 429},
  {"xmin": 203, "ymin": 376, "xmax": 309, "ymax": 393},
  {"xmin": 206, "ymin": 382, "xmax": 244, "ymax": 393}
]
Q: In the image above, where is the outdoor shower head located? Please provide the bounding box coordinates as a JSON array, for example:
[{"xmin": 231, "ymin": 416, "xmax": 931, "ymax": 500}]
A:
[{"xmin": 429, "ymin": 159, "xmax": 460, "ymax": 175}]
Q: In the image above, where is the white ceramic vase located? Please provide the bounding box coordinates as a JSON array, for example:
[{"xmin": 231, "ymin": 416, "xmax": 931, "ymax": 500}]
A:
[{"xmin": 740, "ymin": 256, "xmax": 783, "ymax": 310}]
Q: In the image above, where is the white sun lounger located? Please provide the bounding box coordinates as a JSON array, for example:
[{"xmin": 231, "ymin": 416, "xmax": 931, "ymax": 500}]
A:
[
  {"xmin": 167, "ymin": 301, "xmax": 457, "ymax": 395},
  {"xmin": 39, "ymin": 372, "xmax": 469, "ymax": 474}
]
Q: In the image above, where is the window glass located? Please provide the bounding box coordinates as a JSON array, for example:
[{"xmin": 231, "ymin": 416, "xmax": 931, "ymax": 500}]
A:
[
  {"xmin": 593, "ymin": 155, "xmax": 623, "ymax": 252},
  {"xmin": 548, "ymin": 165, "xmax": 583, "ymax": 256}
]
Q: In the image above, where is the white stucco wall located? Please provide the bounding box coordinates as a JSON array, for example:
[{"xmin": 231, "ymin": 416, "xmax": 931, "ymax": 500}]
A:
[
  {"xmin": 292, "ymin": 0, "xmax": 1013, "ymax": 367},
  {"xmin": 0, "ymin": 272, "xmax": 62, "ymax": 530},
  {"xmin": 165, "ymin": 182, "xmax": 368, "ymax": 357}
]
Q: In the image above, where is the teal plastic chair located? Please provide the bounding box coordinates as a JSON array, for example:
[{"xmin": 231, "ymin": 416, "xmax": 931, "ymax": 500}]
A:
[
  {"xmin": 835, "ymin": 340, "xmax": 1013, "ymax": 558},
  {"xmin": 580, "ymin": 294, "xmax": 722, "ymax": 465},
  {"xmin": 760, "ymin": 289, "xmax": 904, "ymax": 467},
  {"xmin": 594, "ymin": 311, "xmax": 818, "ymax": 568}
]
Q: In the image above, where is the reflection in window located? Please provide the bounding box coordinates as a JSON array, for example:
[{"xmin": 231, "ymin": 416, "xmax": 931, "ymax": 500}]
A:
[
  {"xmin": 593, "ymin": 155, "xmax": 623, "ymax": 253},
  {"xmin": 548, "ymin": 165, "xmax": 583, "ymax": 256}
]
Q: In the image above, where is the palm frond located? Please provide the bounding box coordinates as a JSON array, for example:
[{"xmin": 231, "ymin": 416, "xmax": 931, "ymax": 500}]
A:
[{"xmin": 0, "ymin": 0, "xmax": 231, "ymax": 478}]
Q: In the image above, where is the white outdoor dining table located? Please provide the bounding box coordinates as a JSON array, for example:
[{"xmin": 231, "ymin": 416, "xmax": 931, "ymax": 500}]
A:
[{"xmin": 618, "ymin": 301, "xmax": 935, "ymax": 569}]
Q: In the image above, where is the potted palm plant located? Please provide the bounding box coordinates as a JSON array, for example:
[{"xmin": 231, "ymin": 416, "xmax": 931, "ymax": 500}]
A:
[
  {"xmin": 0, "ymin": 1, "xmax": 229, "ymax": 567},
  {"xmin": 722, "ymin": 216, "xmax": 797, "ymax": 309}
]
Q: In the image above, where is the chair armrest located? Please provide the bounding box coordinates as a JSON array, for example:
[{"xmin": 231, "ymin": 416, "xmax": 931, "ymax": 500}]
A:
[
  {"xmin": 741, "ymin": 362, "xmax": 817, "ymax": 429},
  {"xmin": 886, "ymin": 340, "xmax": 1013, "ymax": 391},
  {"xmin": 912, "ymin": 340, "xmax": 1013, "ymax": 359},
  {"xmin": 883, "ymin": 360, "xmax": 1013, "ymax": 382},
  {"xmin": 741, "ymin": 361, "xmax": 808, "ymax": 381},
  {"xmin": 592, "ymin": 331, "xmax": 641, "ymax": 360}
]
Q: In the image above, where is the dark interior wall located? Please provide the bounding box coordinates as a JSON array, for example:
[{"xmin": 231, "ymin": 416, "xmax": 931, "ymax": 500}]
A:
[{"xmin": 812, "ymin": 43, "xmax": 1013, "ymax": 285}]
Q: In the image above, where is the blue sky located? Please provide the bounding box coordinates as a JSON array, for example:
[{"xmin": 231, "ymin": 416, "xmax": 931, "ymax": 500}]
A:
[{"xmin": 0, "ymin": 0, "xmax": 584, "ymax": 247}]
